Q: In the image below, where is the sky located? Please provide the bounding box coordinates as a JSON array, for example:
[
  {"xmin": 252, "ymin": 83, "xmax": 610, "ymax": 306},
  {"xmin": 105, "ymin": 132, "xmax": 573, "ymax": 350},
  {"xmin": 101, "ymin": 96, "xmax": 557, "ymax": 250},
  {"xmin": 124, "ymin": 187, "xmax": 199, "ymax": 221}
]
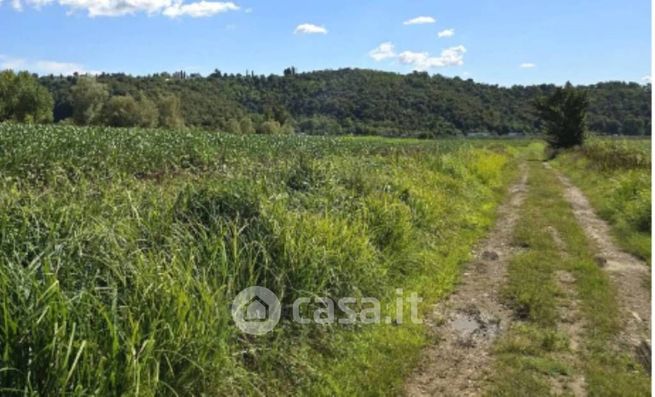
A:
[{"xmin": 0, "ymin": 0, "xmax": 651, "ymax": 86}]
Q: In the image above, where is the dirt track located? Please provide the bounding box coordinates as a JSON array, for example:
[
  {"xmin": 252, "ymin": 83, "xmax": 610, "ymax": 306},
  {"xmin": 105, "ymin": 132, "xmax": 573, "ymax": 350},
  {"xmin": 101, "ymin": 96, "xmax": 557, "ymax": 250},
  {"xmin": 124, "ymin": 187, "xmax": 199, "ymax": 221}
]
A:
[
  {"xmin": 405, "ymin": 162, "xmax": 651, "ymax": 396},
  {"xmin": 552, "ymin": 167, "xmax": 651, "ymax": 369},
  {"xmin": 403, "ymin": 165, "xmax": 529, "ymax": 396}
]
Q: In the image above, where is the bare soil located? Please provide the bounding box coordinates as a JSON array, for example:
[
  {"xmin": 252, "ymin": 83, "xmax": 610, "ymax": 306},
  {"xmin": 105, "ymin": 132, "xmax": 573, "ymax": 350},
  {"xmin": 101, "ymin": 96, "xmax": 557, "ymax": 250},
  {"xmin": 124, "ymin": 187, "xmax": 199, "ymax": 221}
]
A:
[
  {"xmin": 403, "ymin": 166, "xmax": 529, "ymax": 396},
  {"xmin": 551, "ymin": 166, "xmax": 651, "ymax": 370},
  {"xmin": 552, "ymin": 269, "xmax": 587, "ymax": 397}
]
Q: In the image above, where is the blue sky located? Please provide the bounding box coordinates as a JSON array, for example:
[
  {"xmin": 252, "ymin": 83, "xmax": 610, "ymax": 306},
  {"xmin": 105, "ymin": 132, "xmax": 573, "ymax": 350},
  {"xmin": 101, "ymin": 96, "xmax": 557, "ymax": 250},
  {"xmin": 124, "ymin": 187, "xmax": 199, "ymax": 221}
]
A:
[{"xmin": 0, "ymin": 0, "xmax": 651, "ymax": 86}]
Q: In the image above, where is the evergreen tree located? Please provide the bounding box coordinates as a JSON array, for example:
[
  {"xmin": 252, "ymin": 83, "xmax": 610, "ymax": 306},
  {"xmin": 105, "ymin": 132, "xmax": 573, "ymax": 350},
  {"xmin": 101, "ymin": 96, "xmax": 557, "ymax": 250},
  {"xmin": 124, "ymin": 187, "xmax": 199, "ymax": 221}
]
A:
[{"xmin": 535, "ymin": 82, "xmax": 589, "ymax": 149}]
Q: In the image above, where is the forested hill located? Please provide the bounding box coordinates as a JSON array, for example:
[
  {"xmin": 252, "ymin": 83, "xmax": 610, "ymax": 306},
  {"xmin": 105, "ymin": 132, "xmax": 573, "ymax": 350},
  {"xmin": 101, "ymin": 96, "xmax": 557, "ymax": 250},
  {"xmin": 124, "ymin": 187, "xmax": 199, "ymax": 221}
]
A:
[{"xmin": 39, "ymin": 68, "xmax": 651, "ymax": 137}]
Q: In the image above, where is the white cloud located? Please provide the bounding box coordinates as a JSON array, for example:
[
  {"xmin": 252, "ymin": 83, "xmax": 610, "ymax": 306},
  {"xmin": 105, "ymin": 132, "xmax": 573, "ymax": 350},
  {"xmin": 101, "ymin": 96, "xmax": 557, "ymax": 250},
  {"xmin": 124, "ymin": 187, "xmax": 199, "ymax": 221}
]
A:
[
  {"xmin": 369, "ymin": 43, "xmax": 466, "ymax": 71},
  {"xmin": 9, "ymin": 0, "xmax": 240, "ymax": 17},
  {"xmin": 163, "ymin": 1, "xmax": 238, "ymax": 18},
  {"xmin": 0, "ymin": 55, "xmax": 27, "ymax": 70},
  {"xmin": 294, "ymin": 23, "xmax": 327, "ymax": 35},
  {"xmin": 403, "ymin": 16, "xmax": 435, "ymax": 25},
  {"xmin": 15, "ymin": 0, "xmax": 171, "ymax": 15},
  {"xmin": 437, "ymin": 28, "xmax": 454, "ymax": 38},
  {"xmin": 0, "ymin": 56, "xmax": 98, "ymax": 75},
  {"xmin": 519, "ymin": 63, "xmax": 536, "ymax": 69},
  {"xmin": 369, "ymin": 42, "xmax": 396, "ymax": 61},
  {"xmin": 641, "ymin": 75, "xmax": 651, "ymax": 84},
  {"xmin": 34, "ymin": 60, "xmax": 99, "ymax": 75},
  {"xmin": 23, "ymin": 0, "xmax": 53, "ymax": 8},
  {"xmin": 398, "ymin": 45, "xmax": 466, "ymax": 70}
]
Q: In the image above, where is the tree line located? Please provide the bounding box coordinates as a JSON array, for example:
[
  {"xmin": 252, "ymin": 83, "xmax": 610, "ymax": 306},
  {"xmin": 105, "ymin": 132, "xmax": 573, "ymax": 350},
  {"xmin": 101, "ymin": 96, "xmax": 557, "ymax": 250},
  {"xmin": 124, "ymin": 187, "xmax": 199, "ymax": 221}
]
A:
[{"xmin": 0, "ymin": 68, "xmax": 650, "ymax": 137}]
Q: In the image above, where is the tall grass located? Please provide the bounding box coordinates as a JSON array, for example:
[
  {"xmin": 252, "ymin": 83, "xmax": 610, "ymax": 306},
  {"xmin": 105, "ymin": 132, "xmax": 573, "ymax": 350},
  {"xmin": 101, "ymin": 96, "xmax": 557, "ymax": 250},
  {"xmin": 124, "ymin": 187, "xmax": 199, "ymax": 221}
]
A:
[
  {"xmin": 0, "ymin": 123, "xmax": 524, "ymax": 395},
  {"xmin": 553, "ymin": 138, "xmax": 651, "ymax": 262},
  {"xmin": 579, "ymin": 138, "xmax": 651, "ymax": 170}
]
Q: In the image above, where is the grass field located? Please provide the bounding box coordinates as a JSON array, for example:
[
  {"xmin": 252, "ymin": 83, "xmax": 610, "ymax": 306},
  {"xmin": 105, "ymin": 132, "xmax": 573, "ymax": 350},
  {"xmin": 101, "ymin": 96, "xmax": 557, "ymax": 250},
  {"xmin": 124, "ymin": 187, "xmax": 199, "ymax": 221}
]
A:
[
  {"xmin": 553, "ymin": 138, "xmax": 651, "ymax": 263},
  {"xmin": 0, "ymin": 123, "xmax": 533, "ymax": 395}
]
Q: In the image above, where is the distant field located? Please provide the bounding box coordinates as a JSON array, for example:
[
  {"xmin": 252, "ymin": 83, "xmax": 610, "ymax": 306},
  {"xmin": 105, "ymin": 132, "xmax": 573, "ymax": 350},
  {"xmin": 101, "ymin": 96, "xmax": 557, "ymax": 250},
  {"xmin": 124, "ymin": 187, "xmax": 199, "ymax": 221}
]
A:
[{"xmin": 0, "ymin": 123, "xmax": 532, "ymax": 395}]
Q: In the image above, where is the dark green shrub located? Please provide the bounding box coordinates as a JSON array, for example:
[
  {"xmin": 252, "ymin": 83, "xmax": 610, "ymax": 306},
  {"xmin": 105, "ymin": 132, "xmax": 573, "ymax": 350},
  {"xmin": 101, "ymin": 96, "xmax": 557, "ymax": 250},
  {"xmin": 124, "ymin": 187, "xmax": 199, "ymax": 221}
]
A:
[{"xmin": 535, "ymin": 83, "xmax": 589, "ymax": 150}]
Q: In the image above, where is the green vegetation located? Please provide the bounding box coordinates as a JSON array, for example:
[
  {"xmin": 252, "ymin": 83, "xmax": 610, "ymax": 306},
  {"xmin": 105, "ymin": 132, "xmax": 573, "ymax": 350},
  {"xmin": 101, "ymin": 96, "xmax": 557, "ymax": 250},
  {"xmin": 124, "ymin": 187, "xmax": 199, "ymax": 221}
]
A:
[
  {"xmin": 0, "ymin": 70, "xmax": 53, "ymax": 124},
  {"xmin": 0, "ymin": 68, "xmax": 648, "ymax": 137},
  {"xmin": 70, "ymin": 75, "xmax": 109, "ymax": 125},
  {"xmin": 0, "ymin": 123, "xmax": 526, "ymax": 395},
  {"xmin": 489, "ymin": 160, "xmax": 650, "ymax": 396},
  {"xmin": 535, "ymin": 82, "xmax": 589, "ymax": 150},
  {"xmin": 68, "ymin": 75, "xmax": 183, "ymax": 129},
  {"xmin": 98, "ymin": 94, "xmax": 158, "ymax": 128},
  {"xmin": 553, "ymin": 138, "xmax": 651, "ymax": 262}
]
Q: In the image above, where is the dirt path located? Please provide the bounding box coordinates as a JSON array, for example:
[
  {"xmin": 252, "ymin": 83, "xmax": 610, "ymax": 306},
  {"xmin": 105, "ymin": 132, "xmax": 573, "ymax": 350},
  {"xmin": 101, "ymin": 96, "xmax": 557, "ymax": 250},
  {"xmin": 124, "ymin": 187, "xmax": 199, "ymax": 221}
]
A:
[
  {"xmin": 549, "ymin": 164, "xmax": 651, "ymax": 369},
  {"xmin": 548, "ymin": 224, "xmax": 587, "ymax": 396},
  {"xmin": 403, "ymin": 165, "xmax": 529, "ymax": 397},
  {"xmin": 552, "ymin": 269, "xmax": 587, "ymax": 396}
]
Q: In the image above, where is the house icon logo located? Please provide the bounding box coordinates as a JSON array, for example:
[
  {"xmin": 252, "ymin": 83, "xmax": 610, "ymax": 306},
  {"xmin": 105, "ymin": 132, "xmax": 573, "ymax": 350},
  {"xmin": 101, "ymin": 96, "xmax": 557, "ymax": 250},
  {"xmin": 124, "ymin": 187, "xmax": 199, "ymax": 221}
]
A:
[{"xmin": 231, "ymin": 286, "xmax": 281, "ymax": 335}]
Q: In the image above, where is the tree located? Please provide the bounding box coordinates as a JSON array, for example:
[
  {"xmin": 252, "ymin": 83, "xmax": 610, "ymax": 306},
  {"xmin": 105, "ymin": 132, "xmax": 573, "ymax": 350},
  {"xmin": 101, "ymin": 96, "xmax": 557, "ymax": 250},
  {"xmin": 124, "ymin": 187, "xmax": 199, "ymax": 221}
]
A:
[
  {"xmin": 0, "ymin": 71, "xmax": 53, "ymax": 123},
  {"xmin": 226, "ymin": 118, "xmax": 241, "ymax": 134},
  {"xmin": 157, "ymin": 95, "xmax": 184, "ymax": 129},
  {"xmin": 70, "ymin": 75, "xmax": 109, "ymax": 125},
  {"xmin": 256, "ymin": 120, "xmax": 281, "ymax": 134},
  {"xmin": 622, "ymin": 116, "xmax": 644, "ymax": 135},
  {"xmin": 99, "ymin": 93, "xmax": 163, "ymax": 128},
  {"xmin": 535, "ymin": 82, "xmax": 589, "ymax": 149},
  {"xmin": 33, "ymin": 69, "xmax": 651, "ymax": 136},
  {"xmin": 99, "ymin": 95, "xmax": 143, "ymax": 127},
  {"xmin": 280, "ymin": 122, "xmax": 295, "ymax": 135},
  {"xmin": 239, "ymin": 117, "xmax": 255, "ymax": 134},
  {"xmin": 137, "ymin": 95, "xmax": 158, "ymax": 128},
  {"xmin": 298, "ymin": 115, "xmax": 343, "ymax": 135}
]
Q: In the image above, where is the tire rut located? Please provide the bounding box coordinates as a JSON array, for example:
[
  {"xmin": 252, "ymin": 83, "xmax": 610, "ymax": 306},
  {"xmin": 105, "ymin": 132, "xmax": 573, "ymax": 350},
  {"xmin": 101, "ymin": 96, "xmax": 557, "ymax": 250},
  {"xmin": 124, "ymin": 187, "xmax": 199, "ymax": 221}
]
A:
[
  {"xmin": 403, "ymin": 164, "xmax": 529, "ymax": 397},
  {"xmin": 547, "ymin": 162, "xmax": 651, "ymax": 371},
  {"xmin": 552, "ymin": 269, "xmax": 587, "ymax": 397}
]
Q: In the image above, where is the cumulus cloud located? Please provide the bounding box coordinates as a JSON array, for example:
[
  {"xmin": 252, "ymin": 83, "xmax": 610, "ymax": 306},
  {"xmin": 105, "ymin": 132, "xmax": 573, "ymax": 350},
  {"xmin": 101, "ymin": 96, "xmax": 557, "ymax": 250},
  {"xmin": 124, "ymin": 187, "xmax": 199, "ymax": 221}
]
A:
[
  {"xmin": 61, "ymin": 0, "xmax": 174, "ymax": 16},
  {"xmin": 163, "ymin": 1, "xmax": 238, "ymax": 17},
  {"xmin": 641, "ymin": 75, "xmax": 651, "ymax": 84},
  {"xmin": 437, "ymin": 28, "xmax": 454, "ymax": 38},
  {"xmin": 369, "ymin": 42, "xmax": 396, "ymax": 61},
  {"xmin": 519, "ymin": 63, "xmax": 536, "ymax": 69},
  {"xmin": 294, "ymin": 23, "xmax": 327, "ymax": 34},
  {"xmin": 9, "ymin": 0, "xmax": 240, "ymax": 17},
  {"xmin": 398, "ymin": 45, "xmax": 466, "ymax": 70},
  {"xmin": 369, "ymin": 42, "xmax": 466, "ymax": 71},
  {"xmin": 1, "ymin": 55, "xmax": 98, "ymax": 75},
  {"xmin": 403, "ymin": 16, "xmax": 435, "ymax": 25}
]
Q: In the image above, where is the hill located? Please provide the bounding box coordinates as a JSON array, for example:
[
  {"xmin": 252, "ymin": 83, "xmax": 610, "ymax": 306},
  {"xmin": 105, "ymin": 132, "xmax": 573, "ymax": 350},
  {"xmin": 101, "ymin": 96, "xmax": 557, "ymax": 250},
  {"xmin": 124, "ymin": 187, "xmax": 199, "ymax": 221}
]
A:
[{"xmin": 35, "ymin": 68, "xmax": 652, "ymax": 137}]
